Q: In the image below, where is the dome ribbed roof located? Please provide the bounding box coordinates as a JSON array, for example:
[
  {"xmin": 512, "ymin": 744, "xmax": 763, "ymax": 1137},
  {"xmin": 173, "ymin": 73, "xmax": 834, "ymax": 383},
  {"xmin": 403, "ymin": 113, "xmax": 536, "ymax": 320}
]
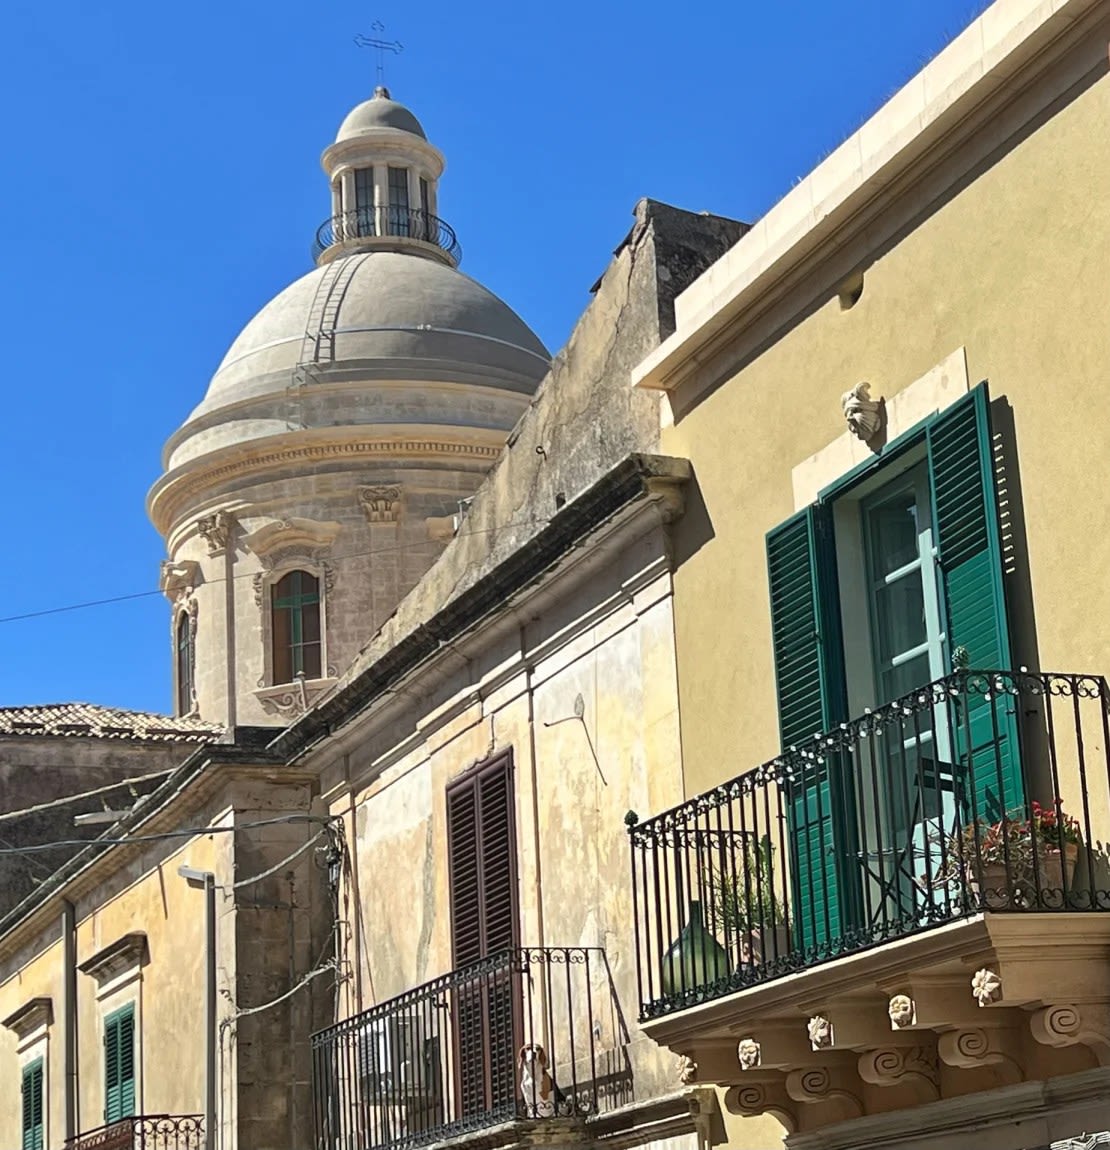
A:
[
  {"xmin": 163, "ymin": 251, "xmax": 550, "ymax": 469},
  {"xmin": 337, "ymin": 86, "xmax": 426, "ymax": 141}
]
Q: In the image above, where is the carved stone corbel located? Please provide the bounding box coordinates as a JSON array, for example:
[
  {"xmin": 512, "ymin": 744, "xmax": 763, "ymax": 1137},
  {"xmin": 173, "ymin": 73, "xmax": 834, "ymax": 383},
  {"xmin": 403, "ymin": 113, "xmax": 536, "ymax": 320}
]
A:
[
  {"xmin": 858, "ymin": 1044, "xmax": 940, "ymax": 1103},
  {"xmin": 160, "ymin": 559, "xmax": 200, "ymax": 603},
  {"xmin": 785, "ymin": 1066, "xmax": 864, "ymax": 1121},
  {"xmin": 1029, "ymin": 1003, "xmax": 1110, "ymax": 1067},
  {"xmin": 723, "ymin": 1076, "xmax": 797, "ymax": 1133},
  {"xmin": 841, "ymin": 382, "xmax": 884, "ymax": 441},
  {"xmin": 937, "ymin": 1025, "xmax": 1023, "ymax": 1084}
]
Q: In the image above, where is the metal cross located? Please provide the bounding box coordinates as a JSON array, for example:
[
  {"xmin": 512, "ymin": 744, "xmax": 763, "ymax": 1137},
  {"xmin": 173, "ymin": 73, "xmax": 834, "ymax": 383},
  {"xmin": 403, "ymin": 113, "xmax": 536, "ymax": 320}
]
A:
[{"xmin": 354, "ymin": 20, "xmax": 404, "ymax": 87}]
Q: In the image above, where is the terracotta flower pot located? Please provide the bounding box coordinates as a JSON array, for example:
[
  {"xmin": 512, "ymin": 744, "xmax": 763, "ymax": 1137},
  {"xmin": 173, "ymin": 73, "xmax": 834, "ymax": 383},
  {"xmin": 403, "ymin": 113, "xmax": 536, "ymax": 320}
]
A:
[{"xmin": 975, "ymin": 842, "xmax": 1078, "ymax": 909}]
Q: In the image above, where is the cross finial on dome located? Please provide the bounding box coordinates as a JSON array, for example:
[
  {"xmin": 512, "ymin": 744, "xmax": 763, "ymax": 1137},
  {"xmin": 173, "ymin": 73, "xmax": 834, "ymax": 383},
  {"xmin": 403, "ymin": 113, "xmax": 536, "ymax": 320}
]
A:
[{"xmin": 354, "ymin": 20, "xmax": 403, "ymax": 88}]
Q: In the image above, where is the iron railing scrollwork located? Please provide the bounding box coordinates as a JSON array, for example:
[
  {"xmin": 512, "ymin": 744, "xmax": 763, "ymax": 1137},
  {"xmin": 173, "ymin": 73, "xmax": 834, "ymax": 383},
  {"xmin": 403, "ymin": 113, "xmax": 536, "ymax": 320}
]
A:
[
  {"xmin": 628, "ymin": 669, "xmax": 1110, "ymax": 1020},
  {"xmin": 63, "ymin": 1115, "xmax": 203, "ymax": 1150},
  {"xmin": 312, "ymin": 206, "xmax": 462, "ymax": 264},
  {"xmin": 311, "ymin": 946, "xmax": 632, "ymax": 1150}
]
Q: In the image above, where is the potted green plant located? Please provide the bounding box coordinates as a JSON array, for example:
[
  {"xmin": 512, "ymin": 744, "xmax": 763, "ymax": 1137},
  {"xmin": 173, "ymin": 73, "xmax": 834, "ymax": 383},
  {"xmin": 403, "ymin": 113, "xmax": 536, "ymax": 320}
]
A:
[
  {"xmin": 939, "ymin": 801, "xmax": 1080, "ymax": 909},
  {"xmin": 712, "ymin": 835, "xmax": 791, "ymax": 966}
]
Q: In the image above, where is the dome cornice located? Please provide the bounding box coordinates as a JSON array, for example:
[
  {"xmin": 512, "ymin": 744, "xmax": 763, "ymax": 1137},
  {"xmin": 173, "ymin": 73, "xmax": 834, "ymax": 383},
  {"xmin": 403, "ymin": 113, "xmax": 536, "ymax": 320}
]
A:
[
  {"xmin": 321, "ymin": 133, "xmax": 445, "ymax": 180},
  {"xmin": 149, "ymin": 426, "xmax": 506, "ymax": 536}
]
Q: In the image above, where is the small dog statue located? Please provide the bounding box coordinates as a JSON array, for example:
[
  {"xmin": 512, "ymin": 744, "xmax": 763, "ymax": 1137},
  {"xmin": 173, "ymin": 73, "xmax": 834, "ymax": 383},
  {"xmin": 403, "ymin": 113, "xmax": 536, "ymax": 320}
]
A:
[{"xmin": 518, "ymin": 1043, "xmax": 557, "ymax": 1118}]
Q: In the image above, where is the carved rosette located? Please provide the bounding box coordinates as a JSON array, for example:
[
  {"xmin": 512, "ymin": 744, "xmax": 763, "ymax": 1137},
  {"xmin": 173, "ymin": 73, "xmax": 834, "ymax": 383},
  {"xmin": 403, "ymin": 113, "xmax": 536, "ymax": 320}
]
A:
[
  {"xmin": 971, "ymin": 968, "xmax": 1002, "ymax": 1007},
  {"xmin": 807, "ymin": 1014, "xmax": 833, "ymax": 1050},
  {"xmin": 358, "ymin": 484, "xmax": 402, "ymax": 524},
  {"xmin": 675, "ymin": 1054, "xmax": 697, "ymax": 1085}
]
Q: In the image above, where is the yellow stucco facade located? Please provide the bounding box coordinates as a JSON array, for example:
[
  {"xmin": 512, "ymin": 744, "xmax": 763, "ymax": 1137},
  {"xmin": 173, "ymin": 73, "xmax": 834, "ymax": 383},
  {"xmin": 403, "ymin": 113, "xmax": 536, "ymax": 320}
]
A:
[{"xmin": 660, "ymin": 16, "xmax": 1110, "ymax": 798}]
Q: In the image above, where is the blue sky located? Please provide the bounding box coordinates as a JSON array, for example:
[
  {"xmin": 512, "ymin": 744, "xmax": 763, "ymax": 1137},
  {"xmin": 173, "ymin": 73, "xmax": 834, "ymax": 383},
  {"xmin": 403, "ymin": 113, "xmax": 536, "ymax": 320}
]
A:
[{"xmin": 0, "ymin": 0, "xmax": 990, "ymax": 713}]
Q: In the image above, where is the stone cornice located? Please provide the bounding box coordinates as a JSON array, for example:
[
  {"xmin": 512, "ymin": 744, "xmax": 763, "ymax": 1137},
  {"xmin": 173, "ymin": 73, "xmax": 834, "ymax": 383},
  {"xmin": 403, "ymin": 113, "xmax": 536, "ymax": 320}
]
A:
[
  {"xmin": 150, "ymin": 433, "xmax": 503, "ymax": 534},
  {"xmin": 1, "ymin": 997, "xmax": 53, "ymax": 1039},
  {"xmin": 78, "ymin": 932, "xmax": 148, "ymax": 984}
]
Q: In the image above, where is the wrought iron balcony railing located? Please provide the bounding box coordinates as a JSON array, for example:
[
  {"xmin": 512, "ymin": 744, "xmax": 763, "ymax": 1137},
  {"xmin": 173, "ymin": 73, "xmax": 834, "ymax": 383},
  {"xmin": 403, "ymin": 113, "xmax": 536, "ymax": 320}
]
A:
[
  {"xmin": 312, "ymin": 206, "xmax": 462, "ymax": 264},
  {"xmin": 627, "ymin": 670, "xmax": 1110, "ymax": 1021},
  {"xmin": 312, "ymin": 947, "xmax": 632, "ymax": 1150},
  {"xmin": 63, "ymin": 1116, "xmax": 203, "ymax": 1150}
]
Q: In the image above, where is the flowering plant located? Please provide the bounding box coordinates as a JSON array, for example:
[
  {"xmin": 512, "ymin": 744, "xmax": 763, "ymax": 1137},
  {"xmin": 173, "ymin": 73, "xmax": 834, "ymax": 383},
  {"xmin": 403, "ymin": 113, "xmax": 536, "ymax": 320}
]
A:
[{"xmin": 940, "ymin": 801, "xmax": 1080, "ymax": 870}]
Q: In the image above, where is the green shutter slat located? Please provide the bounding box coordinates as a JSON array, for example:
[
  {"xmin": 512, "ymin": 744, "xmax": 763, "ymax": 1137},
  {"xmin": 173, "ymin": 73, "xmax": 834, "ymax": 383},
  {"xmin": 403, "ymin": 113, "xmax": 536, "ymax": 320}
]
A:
[
  {"xmin": 104, "ymin": 1004, "xmax": 136, "ymax": 1123},
  {"xmin": 927, "ymin": 383, "xmax": 1023, "ymax": 819},
  {"xmin": 22, "ymin": 1060, "xmax": 43, "ymax": 1150},
  {"xmin": 767, "ymin": 507, "xmax": 854, "ymax": 953}
]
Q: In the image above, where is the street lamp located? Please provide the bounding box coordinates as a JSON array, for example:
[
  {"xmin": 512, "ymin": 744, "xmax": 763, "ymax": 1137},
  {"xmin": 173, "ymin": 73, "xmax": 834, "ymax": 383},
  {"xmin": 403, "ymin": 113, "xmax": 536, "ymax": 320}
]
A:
[{"xmin": 178, "ymin": 866, "xmax": 216, "ymax": 1150}]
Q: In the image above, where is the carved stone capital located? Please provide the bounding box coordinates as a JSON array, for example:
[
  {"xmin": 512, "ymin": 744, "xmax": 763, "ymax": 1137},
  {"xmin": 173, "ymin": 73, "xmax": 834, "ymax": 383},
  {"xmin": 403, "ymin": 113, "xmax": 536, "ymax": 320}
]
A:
[
  {"xmin": 197, "ymin": 510, "xmax": 236, "ymax": 556},
  {"xmin": 858, "ymin": 1045, "xmax": 940, "ymax": 1102},
  {"xmin": 358, "ymin": 484, "xmax": 402, "ymax": 524}
]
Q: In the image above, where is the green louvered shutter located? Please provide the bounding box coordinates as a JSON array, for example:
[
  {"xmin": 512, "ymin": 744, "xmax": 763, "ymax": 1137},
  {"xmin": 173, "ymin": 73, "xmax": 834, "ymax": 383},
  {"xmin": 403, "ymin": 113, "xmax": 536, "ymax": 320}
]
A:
[
  {"xmin": 22, "ymin": 1059, "xmax": 44, "ymax": 1150},
  {"xmin": 104, "ymin": 1004, "xmax": 135, "ymax": 1123},
  {"xmin": 767, "ymin": 505, "xmax": 854, "ymax": 952},
  {"xmin": 927, "ymin": 383, "xmax": 1022, "ymax": 819}
]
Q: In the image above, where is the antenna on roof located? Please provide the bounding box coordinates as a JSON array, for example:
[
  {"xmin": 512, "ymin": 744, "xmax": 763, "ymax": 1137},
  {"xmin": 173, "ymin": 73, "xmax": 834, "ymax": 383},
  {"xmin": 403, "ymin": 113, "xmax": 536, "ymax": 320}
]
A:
[{"xmin": 354, "ymin": 20, "xmax": 404, "ymax": 89}]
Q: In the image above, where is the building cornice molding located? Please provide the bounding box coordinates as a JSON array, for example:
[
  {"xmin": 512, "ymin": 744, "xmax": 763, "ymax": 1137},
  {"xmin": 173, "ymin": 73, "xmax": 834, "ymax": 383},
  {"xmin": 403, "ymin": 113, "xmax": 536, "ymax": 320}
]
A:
[{"xmin": 633, "ymin": 0, "xmax": 1103, "ymax": 395}]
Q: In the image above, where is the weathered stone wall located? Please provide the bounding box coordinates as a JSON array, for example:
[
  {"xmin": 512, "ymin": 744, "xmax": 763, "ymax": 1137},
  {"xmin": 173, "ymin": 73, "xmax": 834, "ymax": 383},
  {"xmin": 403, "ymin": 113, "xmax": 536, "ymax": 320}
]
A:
[{"xmin": 0, "ymin": 736, "xmax": 202, "ymax": 920}]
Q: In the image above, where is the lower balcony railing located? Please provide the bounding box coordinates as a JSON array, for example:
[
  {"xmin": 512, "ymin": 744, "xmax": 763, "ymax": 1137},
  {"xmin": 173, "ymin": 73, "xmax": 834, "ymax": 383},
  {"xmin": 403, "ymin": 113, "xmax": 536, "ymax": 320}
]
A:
[
  {"xmin": 627, "ymin": 669, "xmax": 1110, "ymax": 1020},
  {"xmin": 63, "ymin": 1116, "xmax": 203, "ymax": 1150},
  {"xmin": 312, "ymin": 947, "xmax": 631, "ymax": 1150}
]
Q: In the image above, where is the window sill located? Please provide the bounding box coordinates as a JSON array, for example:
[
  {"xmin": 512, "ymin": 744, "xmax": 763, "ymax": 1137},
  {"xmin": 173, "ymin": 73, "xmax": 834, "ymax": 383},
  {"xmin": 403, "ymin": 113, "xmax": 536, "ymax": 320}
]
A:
[{"xmin": 254, "ymin": 678, "xmax": 338, "ymax": 720}]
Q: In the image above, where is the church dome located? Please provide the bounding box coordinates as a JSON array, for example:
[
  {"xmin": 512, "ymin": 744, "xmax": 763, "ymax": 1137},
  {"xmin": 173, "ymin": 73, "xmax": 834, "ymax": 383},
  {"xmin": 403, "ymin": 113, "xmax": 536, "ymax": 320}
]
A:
[
  {"xmin": 337, "ymin": 86, "xmax": 426, "ymax": 141},
  {"xmin": 163, "ymin": 251, "xmax": 549, "ymax": 471}
]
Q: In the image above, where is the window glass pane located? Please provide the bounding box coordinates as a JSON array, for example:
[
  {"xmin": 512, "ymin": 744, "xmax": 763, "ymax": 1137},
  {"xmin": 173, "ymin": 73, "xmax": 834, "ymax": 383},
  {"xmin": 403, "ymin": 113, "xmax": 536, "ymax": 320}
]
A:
[
  {"xmin": 880, "ymin": 650, "xmax": 931, "ymax": 704},
  {"xmin": 302, "ymin": 601, "xmax": 321, "ymax": 644},
  {"xmin": 302, "ymin": 642, "xmax": 322, "ymax": 680},
  {"xmin": 354, "ymin": 168, "xmax": 374, "ymax": 210},
  {"xmin": 866, "ymin": 490, "xmax": 919, "ymax": 576},
  {"xmin": 388, "ymin": 166, "xmax": 409, "ymax": 208},
  {"xmin": 273, "ymin": 607, "xmax": 293, "ymax": 683},
  {"xmin": 874, "ymin": 576, "xmax": 926, "ymax": 663}
]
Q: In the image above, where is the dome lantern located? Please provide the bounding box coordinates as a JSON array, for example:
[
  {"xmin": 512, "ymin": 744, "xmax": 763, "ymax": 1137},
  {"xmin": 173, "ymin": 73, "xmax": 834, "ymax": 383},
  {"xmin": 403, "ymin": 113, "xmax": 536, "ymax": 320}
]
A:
[{"xmin": 315, "ymin": 87, "xmax": 457, "ymax": 267}]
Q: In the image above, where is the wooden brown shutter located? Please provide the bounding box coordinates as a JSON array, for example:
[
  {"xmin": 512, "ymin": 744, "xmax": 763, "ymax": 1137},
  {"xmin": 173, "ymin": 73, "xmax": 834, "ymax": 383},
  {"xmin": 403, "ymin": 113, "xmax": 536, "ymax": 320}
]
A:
[{"xmin": 446, "ymin": 751, "xmax": 519, "ymax": 964}]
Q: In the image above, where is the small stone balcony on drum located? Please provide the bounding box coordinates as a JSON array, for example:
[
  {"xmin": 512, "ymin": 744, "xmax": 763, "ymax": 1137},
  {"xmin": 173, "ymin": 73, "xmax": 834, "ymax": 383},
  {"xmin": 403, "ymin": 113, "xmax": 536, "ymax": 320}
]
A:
[
  {"xmin": 311, "ymin": 947, "xmax": 632, "ymax": 1150},
  {"xmin": 626, "ymin": 670, "xmax": 1110, "ymax": 1134}
]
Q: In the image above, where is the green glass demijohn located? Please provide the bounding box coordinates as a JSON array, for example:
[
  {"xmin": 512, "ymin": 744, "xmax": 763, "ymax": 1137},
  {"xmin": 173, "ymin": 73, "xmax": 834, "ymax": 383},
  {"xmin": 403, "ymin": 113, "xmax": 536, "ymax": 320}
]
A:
[{"xmin": 660, "ymin": 900, "xmax": 729, "ymax": 998}]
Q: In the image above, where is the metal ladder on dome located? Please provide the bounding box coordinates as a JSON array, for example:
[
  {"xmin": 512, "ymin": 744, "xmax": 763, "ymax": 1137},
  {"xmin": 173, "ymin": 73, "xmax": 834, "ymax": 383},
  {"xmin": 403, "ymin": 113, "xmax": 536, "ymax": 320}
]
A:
[{"xmin": 284, "ymin": 254, "xmax": 367, "ymax": 430}]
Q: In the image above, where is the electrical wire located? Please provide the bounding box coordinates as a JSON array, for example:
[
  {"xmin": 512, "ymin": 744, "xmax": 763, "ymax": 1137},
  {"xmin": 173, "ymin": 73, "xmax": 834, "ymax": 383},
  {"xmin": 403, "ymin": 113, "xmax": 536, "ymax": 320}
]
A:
[
  {"xmin": 0, "ymin": 813, "xmax": 338, "ymax": 856},
  {"xmin": 219, "ymin": 962, "xmax": 338, "ymax": 1031},
  {"xmin": 226, "ymin": 829, "xmax": 327, "ymax": 890},
  {"xmin": 0, "ymin": 768, "xmax": 175, "ymax": 824},
  {"xmin": 0, "ymin": 516, "xmax": 550, "ymax": 626}
]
